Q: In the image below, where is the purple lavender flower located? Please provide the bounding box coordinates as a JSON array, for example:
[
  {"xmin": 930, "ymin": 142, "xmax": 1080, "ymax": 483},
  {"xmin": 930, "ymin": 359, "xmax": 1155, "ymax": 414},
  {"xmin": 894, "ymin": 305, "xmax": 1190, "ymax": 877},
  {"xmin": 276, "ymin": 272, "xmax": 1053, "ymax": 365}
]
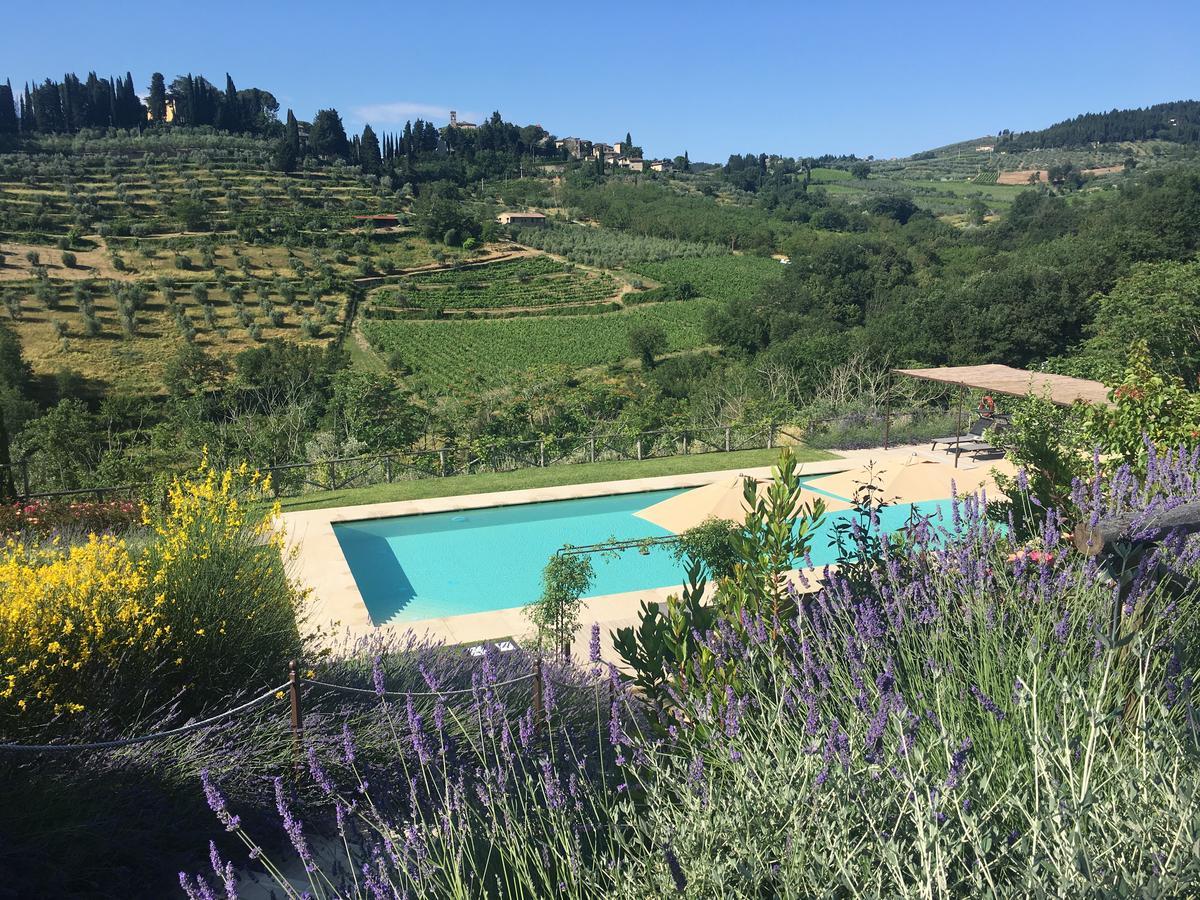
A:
[
  {"xmin": 179, "ymin": 873, "xmax": 218, "ymax": 900},
  {"xmin": 944, "ymin": 737, "xmax": 973, "ymax": 789},
  {"xmin": 406, "ymin": 694, "xmax": 431, "ymax": 765},
  {"xmin": 274, "ymin": 776, "xmax": 315, "ymax": 873},
  {"xmin": 208, "ymin": 841, "xmax": 237, "ymax": 900},
  {"xmin": 969, "ymin": 685, "xmax": 1006, "ymax": 721},
  {"xmin": 341, "ymin": 721, "xmax": 357, "ymax": 767},
  {"xmin": 663, "ymin": 844, "xmax": 688, "ymax": 891},
  {"xmin": 1053, "ymin": 607, "xmax": 1071, "ymax": 643},
  {"xmin": 723, "ymin": 685, "xmax": 742, "ymax": 738},
  {"xmin": 307, "ymin": 745, "xmax": 336, "ymax": 795},
  {"xmin": 372, "ymin": 653, "xmax": 386, "ymax": 697},
  {"xmin": 200, "ymin": 769, "xmax": 240, "ymax": 831},
  {"xmin": 589, "ymin": 622, "xmax": 602, "ymax": 665}
]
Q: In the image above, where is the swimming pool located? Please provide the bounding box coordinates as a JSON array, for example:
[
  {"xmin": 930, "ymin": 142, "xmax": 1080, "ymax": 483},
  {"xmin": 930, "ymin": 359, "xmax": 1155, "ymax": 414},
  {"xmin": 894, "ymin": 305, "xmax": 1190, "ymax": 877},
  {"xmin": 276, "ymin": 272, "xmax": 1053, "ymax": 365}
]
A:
[{"xmin": 333, "ymin": 484, "xmax": 951, "ymax": 626}]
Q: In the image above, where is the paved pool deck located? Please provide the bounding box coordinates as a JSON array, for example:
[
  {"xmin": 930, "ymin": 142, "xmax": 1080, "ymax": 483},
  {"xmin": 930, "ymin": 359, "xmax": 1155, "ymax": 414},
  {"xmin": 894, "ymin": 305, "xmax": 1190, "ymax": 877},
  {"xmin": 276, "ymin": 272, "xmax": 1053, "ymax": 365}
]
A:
[{"xmin": 281, "ymin": 444, "xmax": 1012, "ymax": 664}]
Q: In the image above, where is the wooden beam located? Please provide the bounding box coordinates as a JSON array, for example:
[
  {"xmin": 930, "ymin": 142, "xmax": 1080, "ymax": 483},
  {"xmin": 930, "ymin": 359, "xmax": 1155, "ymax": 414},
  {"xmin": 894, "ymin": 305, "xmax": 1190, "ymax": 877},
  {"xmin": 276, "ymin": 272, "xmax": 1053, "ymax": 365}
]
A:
[{"xmin": 1073, "ymin": 501, "xmax": 1200, "ymax": 556}]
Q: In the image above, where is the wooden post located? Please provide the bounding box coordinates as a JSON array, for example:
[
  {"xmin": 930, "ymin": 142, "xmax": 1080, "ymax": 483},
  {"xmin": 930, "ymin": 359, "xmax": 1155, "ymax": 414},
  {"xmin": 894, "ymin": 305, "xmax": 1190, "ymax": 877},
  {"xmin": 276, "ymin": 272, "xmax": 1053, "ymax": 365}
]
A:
[
  {"xmin": 767, "ymin": 423, "xmax": 775, "ymax": 449},
  {"xmin": 589, "ymin": 437, "xmax": 596, "ymax": 464},
  {"xmin": 327, "ymin": 459, "xmax": 336, "ymax": 490},
  {"xmin": 636, "ymin": 438, "xmax": 642, "ymax": 461},
  {"xmin": 539, "ymin": 441, "xmax": 546, "ymax": 468},
  {"xmin": 682, "ymin": 433, "xmax": 688, "ymax": 456},
  {"xmin": 288, "ymin": 660, "xmax": 304, "ymax": 768},
  {"xmin": 533, "ymin": 656, "xmax": 545, "ymax": 730},
  {"xmin": 883, "ymin": 379, "xmax": 893, "ymax": 450},
  {"xmin": 439, "ymin": 449, "xmax": 447, "ymax": 477},
  {"xmin": 20, "ymin": 458, "xmax": 30, "ymax": 499},
  {"xmin": 724, "ymin": 427, "xmax": 731, "ymax": 453},
  {"xmin": 384, "ymin": 455, "xmax": 393, "ymax": 483},
  {"xmin": 953, "ymin": 383, "xmax": 965, "ymax": 469}
]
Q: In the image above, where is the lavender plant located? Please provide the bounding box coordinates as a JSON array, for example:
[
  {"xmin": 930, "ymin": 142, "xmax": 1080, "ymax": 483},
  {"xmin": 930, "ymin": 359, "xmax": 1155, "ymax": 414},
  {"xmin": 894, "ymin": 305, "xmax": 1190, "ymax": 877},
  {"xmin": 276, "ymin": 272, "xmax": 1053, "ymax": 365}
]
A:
[{"xmin": 191, "ymin": 447, "xmax": 1200, "ymax": 898}]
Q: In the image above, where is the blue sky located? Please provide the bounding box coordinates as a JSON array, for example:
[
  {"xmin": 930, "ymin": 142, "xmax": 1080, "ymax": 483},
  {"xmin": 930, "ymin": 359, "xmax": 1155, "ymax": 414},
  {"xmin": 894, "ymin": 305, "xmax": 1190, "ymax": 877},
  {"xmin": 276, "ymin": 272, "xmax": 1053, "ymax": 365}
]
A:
[{"xmin": 3, "ymin": 0, "xmax": 1197, "ymax": 161}]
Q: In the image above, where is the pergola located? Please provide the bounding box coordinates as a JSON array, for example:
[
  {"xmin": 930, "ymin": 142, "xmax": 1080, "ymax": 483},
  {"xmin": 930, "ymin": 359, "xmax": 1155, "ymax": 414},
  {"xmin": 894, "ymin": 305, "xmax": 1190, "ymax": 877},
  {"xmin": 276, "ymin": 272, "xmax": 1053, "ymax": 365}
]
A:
[{"xmin": 887, "ymin": 364, "xmax": 1114, "ymax": 464}]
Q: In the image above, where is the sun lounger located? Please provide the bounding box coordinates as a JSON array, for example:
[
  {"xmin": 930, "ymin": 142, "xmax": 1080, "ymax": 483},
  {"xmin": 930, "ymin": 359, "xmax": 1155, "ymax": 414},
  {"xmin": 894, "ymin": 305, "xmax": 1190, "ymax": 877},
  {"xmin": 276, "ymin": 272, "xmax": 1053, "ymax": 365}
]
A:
[
  {"xmin": 948, "ymin": 440, "xmax": 1002, "ymax": 460},
  {"xmin": 931, "ymin": 418, "xmax": 991, "ymax": 450}
]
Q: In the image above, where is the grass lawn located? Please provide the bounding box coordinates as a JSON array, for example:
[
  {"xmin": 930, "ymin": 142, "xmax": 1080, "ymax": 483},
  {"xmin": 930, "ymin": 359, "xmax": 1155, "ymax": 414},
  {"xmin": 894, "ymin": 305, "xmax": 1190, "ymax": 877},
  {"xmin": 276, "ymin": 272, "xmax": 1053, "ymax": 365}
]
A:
[{"xmin": 276, "ymin": 446, "xmax": 840, "ymax": 512}]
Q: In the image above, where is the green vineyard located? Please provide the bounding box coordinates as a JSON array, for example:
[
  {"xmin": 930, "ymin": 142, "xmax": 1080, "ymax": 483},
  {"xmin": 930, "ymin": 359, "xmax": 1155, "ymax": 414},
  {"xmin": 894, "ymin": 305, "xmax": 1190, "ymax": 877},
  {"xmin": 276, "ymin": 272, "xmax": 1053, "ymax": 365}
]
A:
[
  {"xmin": 363, "ymin": 300, "xmax": 715, "ymax": 389},
  {"xmin": 371, "ymin": 256, "xmax": 620, "ymax": 311},
  {"xmin": 631, "ymin": 254, "xmax": 784, "ymax": 303}
]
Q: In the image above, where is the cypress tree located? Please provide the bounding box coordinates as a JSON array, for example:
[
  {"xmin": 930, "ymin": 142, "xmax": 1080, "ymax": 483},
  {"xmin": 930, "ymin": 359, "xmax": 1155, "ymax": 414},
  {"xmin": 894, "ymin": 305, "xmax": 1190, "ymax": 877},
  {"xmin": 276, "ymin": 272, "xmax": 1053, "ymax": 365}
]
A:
[
  {"xmin": 148, "ymin": 72, "xmax": 167, "ymax": 123},
  {"xmin": 0, "ymin": 81, "xmax": 17, "ymax": 134},
  {"xmin": 218, "ymin": 73, "xmax": 241, "ymax": 132},
  {"xmin": 360, "ymin": 124, "xmax": 382, "ymax": 174},
  {"xmin": 274, "ymin": 108, "xmax": 301, "ymax": 172},
  {"xmin": 33, "ymin": 79, "xmax": 66, "ymax": 132}
]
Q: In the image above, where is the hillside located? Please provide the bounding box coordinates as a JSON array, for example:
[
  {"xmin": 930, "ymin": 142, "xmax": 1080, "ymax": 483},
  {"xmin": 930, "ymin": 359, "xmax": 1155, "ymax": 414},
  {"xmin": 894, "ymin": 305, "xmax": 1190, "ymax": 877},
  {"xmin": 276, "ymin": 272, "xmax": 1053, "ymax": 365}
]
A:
[
  {"xmin": 997, "ymin": 99, "xmax": 1200, "ymax": 150},
  {"xmin": 1, "ymin": 82, "xmax": 1199, "ymax": 500},
  {"xmin": 0, "ymin": 132, "xmax": 467, "ymax": 392}
]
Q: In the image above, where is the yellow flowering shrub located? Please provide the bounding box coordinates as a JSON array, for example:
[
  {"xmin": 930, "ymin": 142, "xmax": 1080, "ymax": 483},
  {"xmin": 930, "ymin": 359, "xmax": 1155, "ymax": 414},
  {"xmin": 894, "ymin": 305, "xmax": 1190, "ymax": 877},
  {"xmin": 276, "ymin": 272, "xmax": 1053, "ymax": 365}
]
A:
[
  {"xmin": 0, "ymin": 457, "xmax": 306, "ymax": 733},
  {"xmin": 0, "ymin": 536, "xmax": 156, "ymax": 721},
  {"xmin": 137, "ymin": 456, "xmax": 306, "ymax": 716}
]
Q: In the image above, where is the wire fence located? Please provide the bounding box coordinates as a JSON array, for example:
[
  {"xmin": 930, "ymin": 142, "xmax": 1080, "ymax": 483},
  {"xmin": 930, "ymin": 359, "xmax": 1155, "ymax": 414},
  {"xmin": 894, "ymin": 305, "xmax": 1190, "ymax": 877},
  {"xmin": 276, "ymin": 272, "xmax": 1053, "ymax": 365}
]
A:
[{"xmin": 1, "ymin": 409, "xmax": 957, "ymax": 504}]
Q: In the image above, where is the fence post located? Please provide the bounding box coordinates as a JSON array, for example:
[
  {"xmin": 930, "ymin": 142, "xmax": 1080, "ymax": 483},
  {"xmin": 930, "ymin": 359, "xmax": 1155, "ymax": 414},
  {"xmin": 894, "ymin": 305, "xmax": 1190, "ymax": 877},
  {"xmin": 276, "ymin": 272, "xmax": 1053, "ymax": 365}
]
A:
[
  {"xmin": 327, "ymin": 459, "xmax": 337, "ymax": 490},
  {"xmin": 682, "ymin": 433, "xmax": 688, "ymax": 456},
  {"xmin": 636, "ymin": 438, "xmax": 642, "ymax": 461},
  {"xmin": 533, "ymin": 656, "xmax": 545, "ymax": 730},
  {"xmin": 288, "ymin": 659, "xmax": 304, "ymax": 770},
  {"xmin": 20, "ymin": 458, "xmax": 30, "ymax": 499},
  {"xmin": 384, "ymin": 455, "xmax": 393, "ymax": 484},
  {"xmin": 589, "ymin": 436, "xmax": 596, "ymax": 464},
  {"xmin": 439, "ymin": 449, "xmax": 448, "ymax": 477},
  {"xmin": 767, "ymin": 423, "xmax": 775, "ymax": 449},
  {"xmin": 724, "ymin": 427, "xmax": 731, "ymax": 453},
  {"xmin": 539, "ymin": 441, "xmax": 546, "ymax": 468}
]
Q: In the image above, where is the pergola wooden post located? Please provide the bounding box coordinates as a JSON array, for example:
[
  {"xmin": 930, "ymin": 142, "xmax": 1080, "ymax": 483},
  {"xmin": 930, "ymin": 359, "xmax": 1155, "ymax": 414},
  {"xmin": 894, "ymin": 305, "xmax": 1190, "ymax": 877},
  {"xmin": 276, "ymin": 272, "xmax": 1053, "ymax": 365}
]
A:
[{"xmin": 953, "ymin": 382, "xmax": 965, "ymax": 468}]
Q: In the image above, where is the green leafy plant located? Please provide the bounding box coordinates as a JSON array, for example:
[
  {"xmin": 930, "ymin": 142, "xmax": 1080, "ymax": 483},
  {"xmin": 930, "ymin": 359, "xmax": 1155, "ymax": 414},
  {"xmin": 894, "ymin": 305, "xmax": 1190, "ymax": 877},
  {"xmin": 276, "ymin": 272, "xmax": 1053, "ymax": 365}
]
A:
[
  {"xmin": 528, "ymin": 550, "xmax": 594, "ymax": 658},
  {"xmin": 1086, "ymin": 342, "xmax": 1200, "ymax": 472}
]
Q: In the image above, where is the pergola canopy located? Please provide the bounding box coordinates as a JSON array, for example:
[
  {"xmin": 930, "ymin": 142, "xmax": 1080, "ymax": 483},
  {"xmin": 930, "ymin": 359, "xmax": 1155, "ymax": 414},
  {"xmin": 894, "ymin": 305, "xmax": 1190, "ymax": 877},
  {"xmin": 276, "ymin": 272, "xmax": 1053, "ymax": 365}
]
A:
[{"xmin": 893, "ymin": 365, "xmax": 1113, "ymax": 408}]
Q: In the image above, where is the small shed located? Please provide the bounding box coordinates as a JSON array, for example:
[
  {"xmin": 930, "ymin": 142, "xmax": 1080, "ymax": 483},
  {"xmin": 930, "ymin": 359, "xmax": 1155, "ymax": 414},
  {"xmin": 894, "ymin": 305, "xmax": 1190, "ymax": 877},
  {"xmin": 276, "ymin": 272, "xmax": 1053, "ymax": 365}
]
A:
[{"xmin": 497, "ymin": 211, "xmax": 547, "ymax": 226}]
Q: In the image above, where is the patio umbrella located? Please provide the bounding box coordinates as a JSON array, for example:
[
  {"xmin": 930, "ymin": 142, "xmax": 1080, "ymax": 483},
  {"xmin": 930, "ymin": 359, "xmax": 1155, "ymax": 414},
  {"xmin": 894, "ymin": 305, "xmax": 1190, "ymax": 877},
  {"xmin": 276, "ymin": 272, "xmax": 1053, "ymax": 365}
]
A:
[
  {"xmin": 635, "ymin": 476, "xmax": 852, "ymax": 535},
  {"xmin": 804, "ymin": 453, "xmax": 998, "ymax": 505}
]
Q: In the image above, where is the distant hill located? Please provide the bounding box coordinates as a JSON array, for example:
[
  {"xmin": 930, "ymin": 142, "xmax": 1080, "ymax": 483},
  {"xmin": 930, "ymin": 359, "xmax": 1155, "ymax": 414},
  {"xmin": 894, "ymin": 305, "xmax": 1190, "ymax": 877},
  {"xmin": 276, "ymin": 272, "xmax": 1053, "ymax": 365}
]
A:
[{"xmin": 995, "ymin": 100, "xmax": 1200, "ymax": 150}]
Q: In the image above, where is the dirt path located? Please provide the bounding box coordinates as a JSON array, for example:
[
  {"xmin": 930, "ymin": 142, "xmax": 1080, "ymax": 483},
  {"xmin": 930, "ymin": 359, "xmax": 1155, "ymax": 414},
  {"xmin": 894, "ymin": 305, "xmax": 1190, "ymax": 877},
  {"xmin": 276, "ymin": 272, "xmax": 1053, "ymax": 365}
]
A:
[{"xmin": 351, "ymin": 247, "xmax": 534, "ymax": 286}]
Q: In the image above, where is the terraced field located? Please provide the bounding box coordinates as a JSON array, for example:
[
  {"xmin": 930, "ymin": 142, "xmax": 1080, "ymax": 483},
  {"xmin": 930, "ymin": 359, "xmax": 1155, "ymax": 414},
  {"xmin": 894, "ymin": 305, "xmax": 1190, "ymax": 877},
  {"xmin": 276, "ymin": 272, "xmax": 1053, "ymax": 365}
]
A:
[
  {"xmin": 0, "ymin": 132, "xmax": 464, "ymax": 390},
  {"xmin": 363, "ymin": 301, "xmax": 714, "ymax": 389},
  {"xmin": 370, "ymin": 256, "xmax": 620, "ymax": 312}
]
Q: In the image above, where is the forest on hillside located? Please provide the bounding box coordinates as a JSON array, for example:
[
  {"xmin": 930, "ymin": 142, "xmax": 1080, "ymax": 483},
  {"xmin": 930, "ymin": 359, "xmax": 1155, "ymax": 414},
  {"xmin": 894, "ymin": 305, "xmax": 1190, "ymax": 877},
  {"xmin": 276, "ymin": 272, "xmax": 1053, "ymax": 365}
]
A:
[{"xmin": 996, "ymin": 99, "xmax": 1200, "ymax": 150}]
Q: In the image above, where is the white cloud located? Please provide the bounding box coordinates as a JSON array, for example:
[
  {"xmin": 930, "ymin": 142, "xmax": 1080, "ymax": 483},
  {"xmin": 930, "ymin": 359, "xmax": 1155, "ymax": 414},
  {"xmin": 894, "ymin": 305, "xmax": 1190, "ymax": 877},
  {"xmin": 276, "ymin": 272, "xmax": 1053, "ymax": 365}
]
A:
[{"xmin": 350, "ymin": 101, "xmax": 483, "ymax": 126}]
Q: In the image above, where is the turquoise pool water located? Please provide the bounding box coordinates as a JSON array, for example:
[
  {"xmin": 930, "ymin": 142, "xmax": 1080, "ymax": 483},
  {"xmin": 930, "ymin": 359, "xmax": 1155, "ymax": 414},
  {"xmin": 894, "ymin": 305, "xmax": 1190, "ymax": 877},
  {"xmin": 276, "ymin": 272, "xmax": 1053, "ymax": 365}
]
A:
[{"xmin": 334, "ymin": 486, "xmax": 950, "ymax": 625}]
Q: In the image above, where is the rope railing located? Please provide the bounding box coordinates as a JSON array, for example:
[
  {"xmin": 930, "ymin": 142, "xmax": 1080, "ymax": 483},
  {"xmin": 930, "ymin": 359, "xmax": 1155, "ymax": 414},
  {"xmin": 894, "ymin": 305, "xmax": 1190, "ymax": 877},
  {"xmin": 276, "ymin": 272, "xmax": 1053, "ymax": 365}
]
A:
[
  {"xmin": 0, "ymin": 658, "xmax": 601, "ymax": 753},
  {"xmin": 301, "ymin": 671, "xmax": 536, "ymax": 699},
  {"xmin": 0, "ymin": 681, "xmax": 291, "ymax": 753}
]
